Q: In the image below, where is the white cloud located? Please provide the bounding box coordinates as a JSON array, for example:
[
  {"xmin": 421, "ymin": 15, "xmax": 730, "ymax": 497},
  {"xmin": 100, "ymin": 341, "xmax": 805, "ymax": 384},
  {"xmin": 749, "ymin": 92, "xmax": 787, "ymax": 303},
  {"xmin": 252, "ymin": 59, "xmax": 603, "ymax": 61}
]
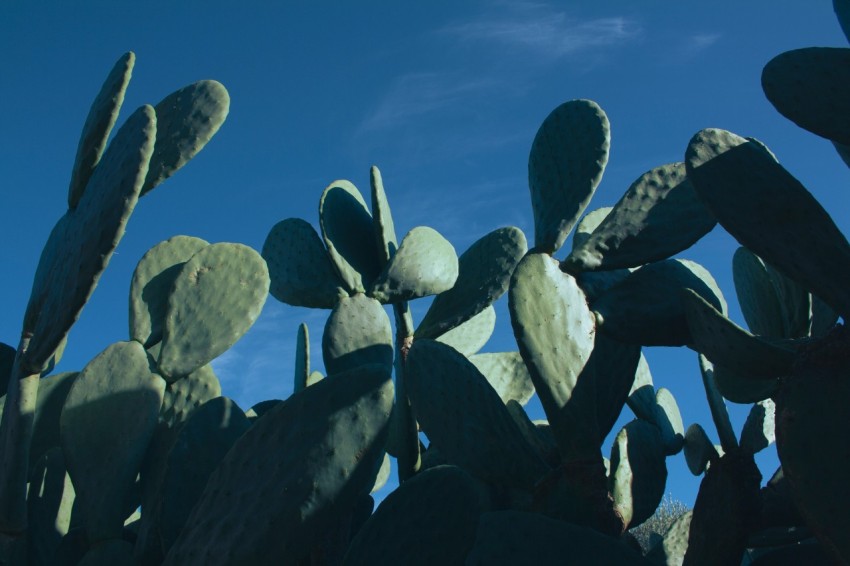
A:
[
  {"xmin": 689, "ymin": 33, "xmax": 721, "ymax": 52},
  {"xmin": 360, "ymin": 72, "xmax": 498, "ymax": 133},
  {"xmin": 442, "ymin": 4, "xmax": 641, "ymax": 59}
]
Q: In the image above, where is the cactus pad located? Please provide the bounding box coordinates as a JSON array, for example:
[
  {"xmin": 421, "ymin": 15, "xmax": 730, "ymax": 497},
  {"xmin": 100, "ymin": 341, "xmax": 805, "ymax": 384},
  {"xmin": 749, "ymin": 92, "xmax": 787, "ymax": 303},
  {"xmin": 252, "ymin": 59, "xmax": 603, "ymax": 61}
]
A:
[
  {"xmin": 417, "ymin": 226, "xmax": 526, "ymax": 339},
  {"xmin": 368, "ymin": 226, "xmax": 458, "ymax": 303},
  {"xmin": 262, "ymin": 218, "xmax": 346, "ymax": 308},
  {"xmin": 141, "ymin": 80, "xmax": 230, "ymax": 195},
  {"xmin": 528, "ymin": 100, "xmax": 610, "ymax": 253},
  {"xmin": 163, "ymin": 363, "xmax": 393, "ymax": 566},
  {"xmin": 322, "ymin": 294, "xmax": 392, "ymax": 376},
  {"xmin": 129, "ymin": 235, "xmax": 209, "ymax": 347},
  {"xmin": 60, "ymin": 341, "xmax": 165, "ymax": 543},
  {"xmin": 158, "ymin": 243, "xmax": 269, "ymax": 381},
  {"xmin": 435, "ymin": 305, "xmax": 496, "ymax": 357},
  {"xmin": 469, "ymin": 351, "xmax": 535, "ymax": 405},
  {"xmin": 68, "ymin": 52, "xmax": 135, "ymax": 209},
  {"xmin": 369, "ymin": 165, "xmax": 398, "ymax": 266},
  {"xmin": 564, "ymin": 163, "xmax": 715, "ymax": 272}
]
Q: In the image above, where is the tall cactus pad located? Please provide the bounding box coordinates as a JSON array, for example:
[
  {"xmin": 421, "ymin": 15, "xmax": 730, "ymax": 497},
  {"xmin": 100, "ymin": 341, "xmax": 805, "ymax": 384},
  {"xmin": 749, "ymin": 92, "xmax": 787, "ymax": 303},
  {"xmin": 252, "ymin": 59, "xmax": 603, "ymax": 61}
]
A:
[
  {"xmin": 320, "ymin": 180, "xmax": 382, "ymax": 293},
  {"xmin": 141, "ymin": 80, "xmax": 230, "ymax": 195},
  {"xmin": 163, "ymin": 364, "xmax": 393, "ymax": 566},
  {"xmin": 466, "ymin": 511, "xmax": 654, "ymax": 565},
  {"xmin": 23, "ymin": 105, "xmax": 156, "ymax": 372},
  {"xmin": 762, "ymin": 48, "xmax": 850, "ymax": 145},
  {"xmin": 293, "ymin": 323, "xmax": 310, "ymax": 393},
  {"xmin": 370, "ymin": 165, "xmax": 398, "ymax": 266},
  {"xmin": 592, "ymin": 259, "xmax": 726, "ymax": 347},
  {"xmin": 262, "ymin": 218, "xmax": 346, "ymax": 308},
  {"xmin": 158, "ymin": 243, "xmax": 269, "ymax": 381},
  {"xmin": 406, "ymin": 340, "xmax": 549, "ymax": 489},
  {"xmin": 368, "ymin": 226, "xmax": 458, "ymax": 303},
  {"xmin": 776, "ymin": 328, "xmax": 850, "ymax": 564},
  {"xmin": 586, "ymin": 335, "xmax": 641, "ymax": 441},
  {"xmin": 129, "ymin": 235, "xmax": 210, "ymax": 347},
  {"xmin": 59, "ymin": 341, "xmax": 165, "ymax": 543},
  {"xmin": 739, "ymin": 399, "xmax": 775, "ymax": 455},
  {"xmin": 27, "ymin": 448, "xmax": 76, "ymax": 566},
  {"xmin": 528, "ymin": 100, "xmax": 610, "ymax": 254},
  {"xmin": 609, "ymin": 420, "xmax": 667, "ymax": 529},
  {"xmin": 343, "ymin": 466, "xmax": 485, "ymax": 566},
  {"xmin": 685, "ymin": 128, "xmax": 850, "ymax": 320},
  {"xmin": 564, "ymin": 163, "xmax": 715, "ymax": 272},
  {"xmin": 417, "ymin": 227, "xmax": 526, "ymax": 339},
  {"xmin": 733, "ymin": 247, "xmax": 800, "ymax": 339},
  {"xmin": 68, "ymin": 52, "xmax": 135, "ymax": 209},
  {"xmin": 322, "ymin": 294, "xmax": 393, "ymax": 376},
  {"xmin": 509, "ymin": 252, "xmax": 597, "ymax": 461}
]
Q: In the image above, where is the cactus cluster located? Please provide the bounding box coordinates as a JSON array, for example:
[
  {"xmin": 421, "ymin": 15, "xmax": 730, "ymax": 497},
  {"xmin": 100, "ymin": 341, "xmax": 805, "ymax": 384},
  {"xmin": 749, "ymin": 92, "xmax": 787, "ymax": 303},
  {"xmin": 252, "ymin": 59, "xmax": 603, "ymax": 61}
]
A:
[{"xmin": 1, "ymin": 1, "xmax": 849, "ymax": 564}]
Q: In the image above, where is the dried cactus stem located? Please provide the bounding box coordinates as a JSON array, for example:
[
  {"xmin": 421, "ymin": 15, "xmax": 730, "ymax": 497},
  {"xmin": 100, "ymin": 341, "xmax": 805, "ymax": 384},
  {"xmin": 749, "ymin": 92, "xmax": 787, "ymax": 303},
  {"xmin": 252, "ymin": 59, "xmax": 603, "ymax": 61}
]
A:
[{"xmin": 0, "ymin": 336, "xmax": 40, "ymax": 535}]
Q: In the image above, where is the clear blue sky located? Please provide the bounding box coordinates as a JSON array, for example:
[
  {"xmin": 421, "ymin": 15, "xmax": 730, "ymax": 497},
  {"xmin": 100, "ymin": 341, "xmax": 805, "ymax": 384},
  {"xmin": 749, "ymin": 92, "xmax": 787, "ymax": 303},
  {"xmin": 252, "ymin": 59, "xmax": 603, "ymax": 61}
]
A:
[{"xmin": 1, "ymin": 1, "xmax": 847, "ymax": 509}]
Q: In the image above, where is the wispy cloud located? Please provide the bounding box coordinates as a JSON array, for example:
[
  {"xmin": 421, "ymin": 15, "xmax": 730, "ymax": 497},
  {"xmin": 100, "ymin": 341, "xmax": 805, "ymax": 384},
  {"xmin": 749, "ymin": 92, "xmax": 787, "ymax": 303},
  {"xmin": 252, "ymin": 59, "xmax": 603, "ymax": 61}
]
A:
[
  {"xmin": 688, "ymin": 33, "xmax": 721, "ymax": 52},
  {"xmin": 360, "ymin": 72, "xmax": 498, "ymax": 133},
  {"xmin": 442, "ymin": 4, "xmax": 641, "ymax": 60}
]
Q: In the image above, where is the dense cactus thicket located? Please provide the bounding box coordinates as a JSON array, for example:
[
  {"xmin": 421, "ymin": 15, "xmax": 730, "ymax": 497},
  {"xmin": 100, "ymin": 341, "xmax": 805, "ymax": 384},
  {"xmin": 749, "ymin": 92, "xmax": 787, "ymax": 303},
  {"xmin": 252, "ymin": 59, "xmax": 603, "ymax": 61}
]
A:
[{"xmin": 1, "ymin": 1, "xmax": 848, "ymax": 564}]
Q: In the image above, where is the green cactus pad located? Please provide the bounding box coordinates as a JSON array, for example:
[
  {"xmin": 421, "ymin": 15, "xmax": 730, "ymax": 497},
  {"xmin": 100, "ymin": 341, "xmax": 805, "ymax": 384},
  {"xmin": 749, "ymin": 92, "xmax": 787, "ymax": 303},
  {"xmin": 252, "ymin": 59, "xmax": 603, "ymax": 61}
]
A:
[
  {"xmin": 158, "ymin": 397, "xmax": 252, "ymax": 554},
  {"xmin": 27, "ymin": 447, "xmax": 76, "ymax": 566},
  {"xmin": 129, "ymin": 235, "xmax": 209, "ymax": 348},
  {"xmin": 68, "ymin": 52, "xmax": 135, "ymax": 209},
  {"xmin": 158, "ymin": 363, "xmax": 221, "ymax": 428},
  {"xmin": 564, "ymin": 163, "xmax": 716, "ymax": 272},
  {"xmin": 407, "ymin": 339, "xmax": 549, "ymax": 489},
  {"xmin": 762, "ymin": 48, "xmax": 850, "ymax": 145},
  {"xmin": 609, "ymin": 419, "xmax": 667, "ymax": 529},
  {"xmin": 645, "ymin": 509, "xmax": 692, "ymax": 565},
  {"xmin": 593, "ymin": 259, "xmax": 726, "ymax": 347},
  {"xmin": 682, "ymin": 288, "xmax": 795, "ymax": 378},
  {"xmin": 293, "ymin": 323, "xmax": 310, "ymax": 393},
  {"xmin": 416, "ymin": 226, "xmax": 527, "ymax": 339},
  {"xmin": 685, "ymin": 449, "xmax": 762, "ymax": 566},
  {"xmin": 320, "ymin": 180, "xmax": 382, "ymax": 293},
  {"xmin": 684, "ymin": 423, "xmax": 718, "ymax": 476},
  {"xmin": 776, "ymin": 335, "xmax": 850, "ymax": 564},
  {"xmin": 262, "ymin": 218, "xmax": 346, "ymax": 308},
  {"xmin": 141, "ymin": 80, "xmax": 230, "ymax": 195},
  {"xmin": 572, "ymin": 207, "xmax": 612, "ymax": 251},
  {"xmin": 0, "ymin": 343, "xmax": 13, "ymax": 397},
  {"xmin": 163, "ymin": 363, "xmax": 393, "ymax": 566},
  {"xmin": 587, "ymin": 334, "xmax": 641, "ymax": 441},
  {"xmin": 733, "ymin": 247, "xmax": 792, "ymax": 338},
  {"xmin": 626, "ymin": 354, "xmax": 655, "ymax": 420},
  {"xmin": 322, "ymin": 294, "xmax": 392, "ymax": 376},
  {"xmin": 528, "ymin": 99, "xmax": 610, "ymax": 254},
  {"xmin": 466, "ymin": 511, "xmax": 653, "ymax": 565},
  {"xmin": 60, "ymin": 341, "xmax": 165, "ymax": 543},
  {"xmin": 369, "ymin": 165, "xmax": 398, "ymax": 266},
  {"xmin": 435, "ymin": 305, "xmax": 495, "ymax": 357},
  {"xmin": 158, "ymin": 243, "xmax": 269, "ymax": 381},
  {"xmin": 368, "ymin": 226, "xmax": 458, "ymax": 303},
  {"xmin": 685, "ymin": 128, "xmax": 850, "ymax": 320},
  {"xmin": 712, "ymin": 362, "xmax": 779, "ymax": 405},
  {"xmin": 654, "ymin": 388, "xmax": 685, "ymax": 456},
  {"xmin": 469, "ymin": 351, "xmax": 535, "ymax": 405},
  {"xmin": 370, "ymin": 453, "xmax": 391, "ymax": 494},
  {"xmin": 344, "ymin": 465, "xmax": 485, "ymax": 566},
  {"xmin": 509, "ymin": 252, "xmax": 598, "ymax": 461},
  {"xmin": 697, "ymin": 355, "xmax": 739, "ymax": 452},
  {"xmin": 22, "ymin": 105, "xmax": 156, "ymax": 372},
  {"xmin": 739, "ymin": 399, "xmax": 775, "ymax": 455}
]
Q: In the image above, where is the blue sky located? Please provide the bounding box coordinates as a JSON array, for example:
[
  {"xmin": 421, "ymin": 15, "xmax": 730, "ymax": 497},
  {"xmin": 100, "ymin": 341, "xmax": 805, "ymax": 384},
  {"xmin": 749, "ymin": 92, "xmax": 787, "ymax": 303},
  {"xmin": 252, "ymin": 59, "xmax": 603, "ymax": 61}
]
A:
[{"xmin": 2, "ymin": 1, "xmax": 848, "ymax": 509}]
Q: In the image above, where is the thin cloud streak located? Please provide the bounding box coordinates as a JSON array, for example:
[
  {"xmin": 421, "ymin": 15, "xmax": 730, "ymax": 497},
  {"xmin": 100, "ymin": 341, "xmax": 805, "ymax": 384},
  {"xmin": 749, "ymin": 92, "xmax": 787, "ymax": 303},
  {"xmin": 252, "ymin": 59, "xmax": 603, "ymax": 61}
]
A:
[
  {"xmin": 442, "ymin": 8, "xmax": 641, "ymax": 59},
  {"xmin": 360, "ymin": 72, "xmax": 498, "ymax": 132},
  {"xmin": 689, "ymin": 33, "xmax": 721, "ymax": 52}
]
